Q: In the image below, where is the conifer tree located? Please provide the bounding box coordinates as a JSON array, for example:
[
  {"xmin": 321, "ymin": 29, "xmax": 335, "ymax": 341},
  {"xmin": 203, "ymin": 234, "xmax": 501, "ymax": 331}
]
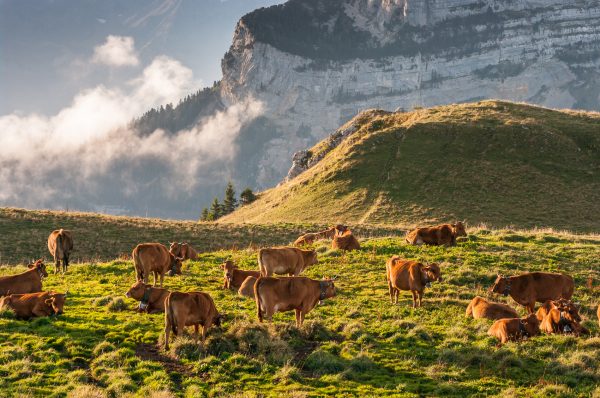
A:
[{"xmin": 223, "ymin": 182, "xmax": 237, "ymax": 215}]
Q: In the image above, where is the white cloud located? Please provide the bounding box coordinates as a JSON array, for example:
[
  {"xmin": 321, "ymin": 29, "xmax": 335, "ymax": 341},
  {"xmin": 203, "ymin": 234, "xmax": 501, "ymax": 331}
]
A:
[
  {"xmin": 0, "ymin": 52, "xmax": 264, "ymax": 215},
  {"xmin": 92, "ymin": 35, "xmax": 139, "ymax": 67}
]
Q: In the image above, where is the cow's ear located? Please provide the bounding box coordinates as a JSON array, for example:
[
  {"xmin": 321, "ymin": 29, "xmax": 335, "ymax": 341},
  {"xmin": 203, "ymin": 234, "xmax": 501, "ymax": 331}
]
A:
[
  {"xmin": 219, "ymin": 263, "xmax": 225, "ymax": 269},
  {"xmin": 45, "ymin": 298, "xmax": 54, "ymax": 305},
  {"xmin": 27, "ymin": 263, "xmax": 35, "ymax": 269}
]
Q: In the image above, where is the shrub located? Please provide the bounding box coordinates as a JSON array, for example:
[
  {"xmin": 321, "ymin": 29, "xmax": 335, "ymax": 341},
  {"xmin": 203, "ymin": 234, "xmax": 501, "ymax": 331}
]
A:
[{"xmin": 303, "ymin": 349, "xmax": 345, "ymax": 375}]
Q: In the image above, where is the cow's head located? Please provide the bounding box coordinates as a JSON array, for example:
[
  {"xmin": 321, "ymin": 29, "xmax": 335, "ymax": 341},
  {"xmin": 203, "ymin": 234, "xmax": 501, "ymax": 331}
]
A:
[
  {"xmin": 306, "ymin": 250, "xmax": 318, "ymax": 266},
  {"xmin": 214, "ymin": 312, "xmax": 224, "ymax": 327},
  {"xmin": 28, "ymin": 260, "xmax": 48, "ymax": 278},
  {"xmin": 453, "ymin": 221, "xmax": 467, "ymax": 237},
  {"xmin": 169, "ymin": 242, "xmax": 182, "ymax": 257},
  {"xmin": 489, "ymin": 274, "xmax": 509, "ymax": 296},
  {"xmin": 319, "ymin": 278, "xmax": 336, "ymax": 299},
  {"xmin": 220, "ymin": 261, "xmax": 236, "ymax": 286},
  {"xmin": 334, "ymin": 224, "xmax": 348, "ymax": 236},
  {"xmin": 46, "ymin": 293, "xmax": 66, "ymax": 315},
  {"xmin": 125, "ymin": 281, "xmax": 148, "ymax": 299},
  {"xmin": 423, "ymin": 263, "xmax": 442, "ymax": 283},
  {"xmin": 523, "ymin": 313, "xmax": 541, "ymax": 335},
  {"xmin": 168, "ymin": 255, "xmax": 183, "ymax": 276},
  {"xmin": 556, "ymin": 299, "xmax": 582, "ymax": 323}
]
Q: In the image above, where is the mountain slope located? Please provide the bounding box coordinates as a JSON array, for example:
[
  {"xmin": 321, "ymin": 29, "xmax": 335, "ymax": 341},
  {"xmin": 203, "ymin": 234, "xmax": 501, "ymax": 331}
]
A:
[{"xmin": 221, "ymin": 101, "xmax": 600, "ymax": 231}]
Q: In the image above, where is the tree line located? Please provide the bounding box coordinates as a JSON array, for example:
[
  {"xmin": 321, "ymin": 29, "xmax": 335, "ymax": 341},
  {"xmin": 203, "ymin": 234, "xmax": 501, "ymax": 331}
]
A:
[{"xmin": 200, "ymin": 182, "xmax": 256, "ymax": 221}]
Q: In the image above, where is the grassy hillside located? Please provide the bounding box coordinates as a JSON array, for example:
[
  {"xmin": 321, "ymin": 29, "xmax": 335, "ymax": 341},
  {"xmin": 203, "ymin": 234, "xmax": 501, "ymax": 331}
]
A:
[
  {"xmin": 0, "ymin": 208, "xmax": 397, "ymax": 265},
  {"xmin": 221, "ymin": 101, "xmax": 600, "ymax": 231},
  {"xmin": 1, "ymin": 228, "xmax": 599, "ymax": 397}
]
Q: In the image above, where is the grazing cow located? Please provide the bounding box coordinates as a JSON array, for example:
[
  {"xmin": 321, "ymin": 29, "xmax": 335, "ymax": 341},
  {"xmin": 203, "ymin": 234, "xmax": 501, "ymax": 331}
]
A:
[
  {"xmin": 238, "ymin": 276, "xmax": 258, "ymax": 298},
  {"xmin": 0, "ymin": 291, "xmax": 66, "ymax": 319},
  {"xmin": 164, "ymin": 291, "xmax": 222, "ymax": 350},
  {"xmin": 125, "ymin": 281, "xmax": 170, "ymax": 314},
  {"xmin": 538, "ymin": 300, "xmax": 588, "ymax": 335},
  {"xmin": 489, "ymin": 272, "xmax": 574, "ymax": 314},
  {"xmin": 47, "ymin": 229, "xmax": 74, "ymax": 273},
  {"xmin": 294, "ymin": 227, "xmax": 336, "ymax": 246},
  {"xmin": 465, "ymin": 296, "xmax": 519, "ymax": 320},
  {"xmin": 405, "ymin": 221, "xmax": 467, "ymax": 246},
  {"xmin": 220, "ymin": 260, "xmax": 261, "ymax": 290},
  {"xmin": 258, "ymin": 247, "xmax": 317, "ymax": 277},
  {"xmin": 488, "ymin": 314, "xmax": 540, "ymax": 346},
  {"xmin": 254, "ymin": 276, "xmax": 336, "ymax": 327},
  {"xmin": 331, "ymin": 229, "xmax": 360, "ymax": 251},
  {"xmin": 0, "ymin": 260, "xmax": 48, "ymax": 296},
  {"xmin": 386, "ymin": 256, "xmax": 442, "ymax": 308},
  {"xmin": 132, "ymin": 243, "xmax": 183, "ymax": 287},
  {"xmin": 169, "ymin": 242, "xmax": 199, "ymax": 261}
]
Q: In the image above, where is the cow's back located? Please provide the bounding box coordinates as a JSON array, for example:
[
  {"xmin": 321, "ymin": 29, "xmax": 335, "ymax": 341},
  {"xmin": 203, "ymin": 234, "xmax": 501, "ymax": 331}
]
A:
[
  {"xmin": 0, "ymin": 270, "xmax": 41, "ymax": 296},
  {"xmin": 525, "ymin": 273, "xmax": 574, "ymax": 302},
  {"xmin": 468, "ymin": 297, "xmax": 518, "ymax": 320},
  {"xmin": 260, "ymin": 247, "xmax": 302, "ymax": 275},
  {"xmin": 387, "ymin": 259, "xmax": 419, "ymax": 290}
]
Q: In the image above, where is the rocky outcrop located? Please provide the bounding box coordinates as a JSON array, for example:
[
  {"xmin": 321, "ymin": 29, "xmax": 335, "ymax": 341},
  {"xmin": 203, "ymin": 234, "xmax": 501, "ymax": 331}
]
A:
[{"xmin": 217, "ymin": 0, "xmax": 600, "ymax": 187}]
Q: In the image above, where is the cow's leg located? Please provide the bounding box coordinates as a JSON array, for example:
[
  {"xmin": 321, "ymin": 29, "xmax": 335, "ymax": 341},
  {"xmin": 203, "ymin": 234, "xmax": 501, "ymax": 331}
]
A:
[
  {"xmin": 527, "ymin": 303, "xmax": 535, "ymax": 314},
  {"xmin": 64, "ymin": 254, "xmax": 69, "ymax": 273},
  {"xmin": 159, "ymin": 273, "xmax": 164, "ymax": 287},
  {"xmin": 164, "ymin": 319, "xmax": 171, "ymax": 350},
  {"xmin": 394, "ymin": 289, "xmax": 399, "ymax": 305},
  {"xmin": 194, "ymin": 324, "xmax": 199, "ymax": 343},
  {"xmin": 388, "ymin": 282, "xmax": 394, "ymax": 304},
  {"xmin": 417, "ymin": 290, "xmax": 423, "ymax": 307},
  {"xmin": 411, "ymin": 291, "xmax": 418, "ymax": 308},
  {"xmin": 55, "ymin": 258, "xmax": 60, "ymax": 274},
  {"xmin": 32, "ymin": 304, "xmax": 49, "ymax": 318},
  {"xmin": 295, "ymin": 309, "xmax": 301, "ymax": 327}
]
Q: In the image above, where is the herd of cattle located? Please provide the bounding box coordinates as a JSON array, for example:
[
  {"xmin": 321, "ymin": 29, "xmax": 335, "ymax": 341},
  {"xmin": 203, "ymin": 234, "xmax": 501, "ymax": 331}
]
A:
[{"xmin": 0, "ymin": 223, "xmax": 599, "ymax": 349}]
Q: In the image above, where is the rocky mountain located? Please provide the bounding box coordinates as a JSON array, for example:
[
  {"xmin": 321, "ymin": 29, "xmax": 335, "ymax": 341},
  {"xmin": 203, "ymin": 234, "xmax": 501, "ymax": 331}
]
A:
[{"xmin": 136, "ymin": 0, "xmax": 600, "ymax": 212}]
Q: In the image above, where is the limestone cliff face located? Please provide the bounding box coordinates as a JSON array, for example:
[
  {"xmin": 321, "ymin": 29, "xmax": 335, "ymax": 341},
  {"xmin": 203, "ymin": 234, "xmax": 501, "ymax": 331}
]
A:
[{"xmin": 220, "ymin": 0, "xmax": 600, "ymax": 186}]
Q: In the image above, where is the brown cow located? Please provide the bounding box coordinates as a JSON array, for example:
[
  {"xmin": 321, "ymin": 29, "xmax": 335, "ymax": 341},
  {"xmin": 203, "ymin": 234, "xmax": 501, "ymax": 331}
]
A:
[
  {"xmin": 238, "ymin": 276, "xmax": 258, "ymax": 298},
  {"xmin": 125, "ymin": 281, "xmax": 170, "ymax": 314},
  {"xmin": 294, "ymin": 227, "xmax": 336, "ymax": 246},
  {"xmin": 220, "ymin": 260, "xmax": 261, "ymax": 290},
  {"xmin": 332, "ymin": 230, "xmax": 360, "ymax": 251},
  {"xmin": 386, "ymin": 256, "xmax": 442, "ymax": 308},
  {"xmin": 465, "ymin": 296, "xmax": 519, "ymax": 320},
  {"xmin": 405, "ymin": 221, "xmax": 467, "ymax": 246},
  {"xmin": 489, "ymin": 272, "xmax": 574, "ymax": 314},
  {"xmin": 47, "ymin": 229, "xmax": 74, "ymax": 273},
  {"xmin": 0, "ymin": 291, "xmax": 66, "ymax": 319},
  {"xmin": 169, "ymin": 242, "xmax": 199, "ymax": 261},
  {"xmin": 488, "ymin": 314, "xmax": 540, "ymax": 346},
  {"xmin": 164, "ymin": 291, "xmax": 222, "ymax": 350},
  {"xmin": 132, "ymin": 243, "xmax": 183, "ymax": 287},
  {"xmin": 258, "ymin": 247, "xmax": 317, "ymax": 277},
  {"xmin": 538, "ymin": 300, "xmax": 587, "ymax": 335},
  {"xmin": 598, "ymin": 305, "xmax": 600, "ymax": 327},
  {"xmin": 0, "ymin": 260, "xmax": 48, "ymax": 296},
  {"xmin": 254, "ymin": 276, "xmax": 336, "ymax": 327}
]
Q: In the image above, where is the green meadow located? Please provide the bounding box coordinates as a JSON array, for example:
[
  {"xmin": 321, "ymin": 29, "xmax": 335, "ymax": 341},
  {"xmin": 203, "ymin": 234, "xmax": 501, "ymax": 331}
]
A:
[{"xmin": 1, "ymin": 224, "xmax": 599, "ymax": 397}]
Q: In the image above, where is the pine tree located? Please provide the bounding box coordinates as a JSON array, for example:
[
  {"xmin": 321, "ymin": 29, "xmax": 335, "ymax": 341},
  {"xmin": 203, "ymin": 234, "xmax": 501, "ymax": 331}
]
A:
[
  {"xmin": 200, "ymin": 207, "xmax": 209, "ymax": 221},
  {"xmin": 209, "ymin": 197, "xmax": 222, "ymax": 220},
  {"xmin": 223, "ymin": 182, "xmax": 237, "ymax": 215},
  {"xmin": 240, "ymin": 188, "xmax": 257, "ymax": 206}
]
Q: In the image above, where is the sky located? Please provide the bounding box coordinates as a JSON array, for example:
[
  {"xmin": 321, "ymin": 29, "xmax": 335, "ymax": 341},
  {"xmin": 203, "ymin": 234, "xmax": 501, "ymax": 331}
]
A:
[{"xmin": 0, "ymin": 0, "xmax": 285, "ymax": 115}]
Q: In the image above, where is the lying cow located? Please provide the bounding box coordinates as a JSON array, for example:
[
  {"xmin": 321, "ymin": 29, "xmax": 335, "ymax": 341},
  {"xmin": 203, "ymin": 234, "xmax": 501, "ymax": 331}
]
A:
[
  {"xmin": 331, "ymin": 230, "xmax": 360, "ymax": 251},
  {"xmin": 164, "ymin": 291, "xmax": 222, "ymax": 350},
  {"xmin": 294, "ymin": 227, "xmax": 336, "ymax": 246},
  {"xmin": 132, "ymin": 243, "xmax": 183, "ymax": 287},
  {"xmin": 489, "ymin": 272, "xmax": 574, "ymax": 313},
  {"xmin": 258, "ymin": 247, "xmax": 317, "ymax": 277},
  {"xmin": 0, "ymin": 291, "xmax": 66, "ymax": 319},
  {"xmin": 465, "ymin": 296, "xmax": 519, "ymax": 320},
  {"xmin": 254, "ymin": 276, "xmax": 336, "ymax": 327},
  {"xmin": 220, "ymin": 260, "xmax": 261, "ymax": 290},
  {"xmin": 0, "ymin": 260, "xmax": 48, "ymax": 296},
  {"xmin": 169, "ymin": 242, "xmax": 199, "ymax": 261},
  {"xmin": 386, "ymin": 256, "xmax": 442, "ymax": 307},
  {"xmin": 538, "ymin": 299, "xmax": 588, "ymax": 336},
  {"xmin": 405, "ymin": 221, "xmax": 467, "ymax": 246},
  {"xmin": 238, "ymin": 276, "xmax": 258, "ymax": 298},
  {"xmin": 488, "ymin": 314, "xmax": 540, "ymax": 346},
  {"xmin": 47, "ymin": 229, "xmax": 74, "ymax": 273},
  {"xmin": 125, "ymin": 281, "xmax": 170, "ymax": 314}
]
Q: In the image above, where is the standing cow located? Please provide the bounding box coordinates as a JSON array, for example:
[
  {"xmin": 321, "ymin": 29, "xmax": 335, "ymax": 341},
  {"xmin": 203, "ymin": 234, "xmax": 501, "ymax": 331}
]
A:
[
  {"xmin": 132, "ymin": 243, "xmax": 183, "ymax": 287},
  {"xmin": 164, "ymin": 291, "xmax": 222, "ymax": 350},
  {"xmin": 489, "ymin": 272, "xmax": 574, "ymax": 314},
  {"xmin": 47, "ymin": 229, "xmax": 74, "ymax": 273},
  {"xmin": 254, "ymin": 276, "xmax": 336, "ymax": 327},
  {"xmin": 0, "ymin": 260, "xmax": 48, "ymax": 296},
  {"xmin": 386, "ymin": 256, "xmax": 442, "ymax": 308},
  {"xmin": 258, "ymin": 247, "xmax": 317, "ymax": 277}
]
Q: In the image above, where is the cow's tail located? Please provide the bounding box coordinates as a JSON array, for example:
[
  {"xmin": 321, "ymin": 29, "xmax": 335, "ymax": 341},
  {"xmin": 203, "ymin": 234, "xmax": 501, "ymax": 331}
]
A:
[
  {"xmin": 254, "ymin": 277, "xmax": 264, "ymax": 322},
  {"xmin": 166, "ymin": 294, "xmax": 178, "ymax": 336},
  {"xmin": 132, "ymin": 246, "xmax": 143, "ymax": 281},
  {"xmin": 55, "ymin": 230, "xmax": 63, "ymax": 260},
  {"xmin": 258, "ymin": 249, "xmax": 265, "ymax": 276}
]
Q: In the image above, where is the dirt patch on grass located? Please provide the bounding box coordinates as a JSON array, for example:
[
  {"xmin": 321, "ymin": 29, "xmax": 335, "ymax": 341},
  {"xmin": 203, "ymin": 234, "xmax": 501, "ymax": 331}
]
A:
[{"xmin": 135, "ymin": 343, "xmax": 192, "ymax": 377}]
